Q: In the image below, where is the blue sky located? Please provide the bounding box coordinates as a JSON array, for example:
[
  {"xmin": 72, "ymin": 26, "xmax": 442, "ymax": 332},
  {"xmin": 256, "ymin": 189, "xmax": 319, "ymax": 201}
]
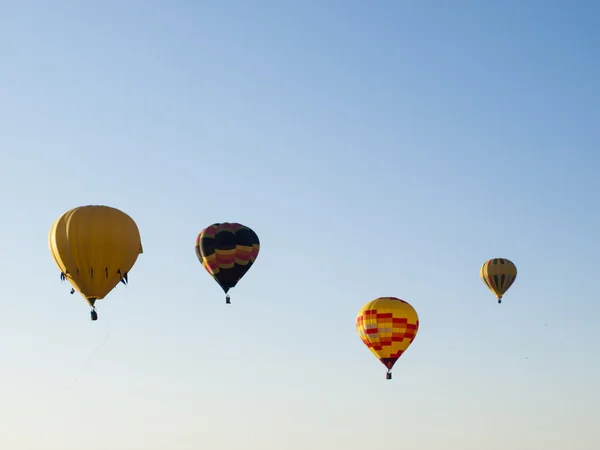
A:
[{"xmin": 1, "ymin": 1, "xmax": 599, "ymax": 448}]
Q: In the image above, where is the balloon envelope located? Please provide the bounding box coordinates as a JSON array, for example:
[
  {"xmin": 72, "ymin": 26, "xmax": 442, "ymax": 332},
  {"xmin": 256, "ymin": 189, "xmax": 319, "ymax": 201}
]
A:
[
  {"xmin": 356, "ymin": 297, "xmax": 419, "ymax": 378},
  {"xmin": 49, "ymin": 205, "xmax": 143, "ymax": 307},
  {"xmin": 480, "ymin": 258, "xmax": 517, "ymax": 303},
  {"xmin": 195, "ymin": 222, "xmax": 260, "ymax": 298}
]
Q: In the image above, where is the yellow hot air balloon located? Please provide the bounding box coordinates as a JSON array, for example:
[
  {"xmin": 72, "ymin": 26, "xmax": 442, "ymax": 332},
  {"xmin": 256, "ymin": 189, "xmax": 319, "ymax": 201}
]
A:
[
  {"xmin": 356, "ymin": 297, "xmax": 419, "ymax": 380},
  {"xmin": 480, "ymin": 258, "xmax": 517, "ymax": 304},
  {"xmin": 49, "ymin": 205, "xmax": 143, "ymax": 320}
]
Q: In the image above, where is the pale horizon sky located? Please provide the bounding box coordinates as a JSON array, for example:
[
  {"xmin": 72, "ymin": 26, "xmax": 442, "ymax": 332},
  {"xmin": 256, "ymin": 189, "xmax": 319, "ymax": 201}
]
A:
[{"xmin": 1, "ymin": 1, "xmax": 599, "ymax": 449}]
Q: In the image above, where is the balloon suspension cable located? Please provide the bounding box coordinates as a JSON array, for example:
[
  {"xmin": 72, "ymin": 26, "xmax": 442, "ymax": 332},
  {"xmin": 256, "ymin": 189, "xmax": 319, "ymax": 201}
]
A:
[
  {"xmin": 65, "ymin": 317, "xmax": 110, "ymax": 390},
  {"xmin": 386, "ymin": 370, "xmax": 392, "ymax": 380},
  {"xmin": 225, "ymin": 294, "xmax": 231, "ymax": 304}
]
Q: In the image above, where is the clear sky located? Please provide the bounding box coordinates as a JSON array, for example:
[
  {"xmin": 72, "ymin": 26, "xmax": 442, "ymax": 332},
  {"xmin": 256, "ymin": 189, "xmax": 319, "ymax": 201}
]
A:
[{"xmin": 1, "ymin": 1, "xmax": 599, "ymax": 449}]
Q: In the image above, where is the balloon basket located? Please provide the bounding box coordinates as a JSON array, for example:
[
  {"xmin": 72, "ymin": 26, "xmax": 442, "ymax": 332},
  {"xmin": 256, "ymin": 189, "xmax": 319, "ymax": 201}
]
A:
[{"xmin": 386, "ymin": 372, "xmax": 392, "ymax": 380}]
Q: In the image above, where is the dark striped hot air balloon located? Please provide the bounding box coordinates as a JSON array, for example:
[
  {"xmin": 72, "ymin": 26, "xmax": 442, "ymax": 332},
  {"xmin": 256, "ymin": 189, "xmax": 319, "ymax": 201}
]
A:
[
  {"xmin": 195, "ymin": 223, "xmax": 260, "ymax": 304},
  {"xmin": 480, "ymin": 258, "xmax": 517, "ymax": 304}
]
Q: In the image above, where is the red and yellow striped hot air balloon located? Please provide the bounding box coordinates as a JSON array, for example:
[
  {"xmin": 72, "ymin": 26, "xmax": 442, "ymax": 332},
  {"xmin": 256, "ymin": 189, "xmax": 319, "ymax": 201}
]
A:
[
  {"xmin": 356, "ymin": 297, "xmax": 419, "ymax": 380},
  {"xmin": 195, "ymin": 222, "xmax": 260, "ymax": 304},
  {"xmin": 480, "ymin": 258, "xmax": 517, "ymax": 304}
]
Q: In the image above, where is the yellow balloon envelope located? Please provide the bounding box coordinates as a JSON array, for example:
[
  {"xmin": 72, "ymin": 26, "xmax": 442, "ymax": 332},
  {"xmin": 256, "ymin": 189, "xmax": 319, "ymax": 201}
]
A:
[
  {"xmin": 480, "ymin": 258, "xmax": 517, "ymax": 304},
  {"xmin": 49, "ymin": 205, "xmax": 143, "ymax": 318},
  {"xmin": 356, "ymin": 297, "xmax": 419, "ymax": 379}
]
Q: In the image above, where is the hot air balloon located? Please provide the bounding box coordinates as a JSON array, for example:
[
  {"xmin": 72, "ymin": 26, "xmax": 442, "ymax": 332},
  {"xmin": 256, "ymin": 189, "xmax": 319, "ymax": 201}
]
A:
[
  {"xmin": 49, "ymin": 205, "xmax": 143, "ymax": 320},
  {"xmin": 195, "ymin": 222, "xmax": 260, "ymax": 304},
  {"xmin": 356, "ymin": 297, "xmax": 419, "ymax": 380},
  {"xmin": 480, "ymin": 258, "xmax": 517, "ymax": 304}
]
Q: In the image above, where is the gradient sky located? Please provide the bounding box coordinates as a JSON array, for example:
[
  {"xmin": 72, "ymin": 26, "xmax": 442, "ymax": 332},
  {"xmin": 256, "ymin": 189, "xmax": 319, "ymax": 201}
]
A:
[{"xmin": 1, "ymin": 1, "xmax": 599, "ymax": 449}]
